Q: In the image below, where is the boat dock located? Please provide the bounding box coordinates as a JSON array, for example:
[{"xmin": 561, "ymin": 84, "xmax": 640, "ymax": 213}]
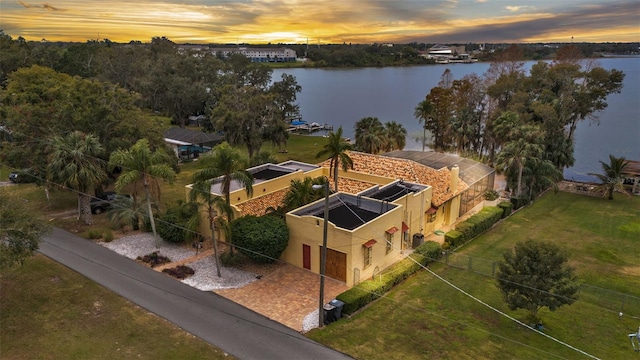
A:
[{"xmin": 287, "ymin": 121, "xmax": 333, "ymax": 133}]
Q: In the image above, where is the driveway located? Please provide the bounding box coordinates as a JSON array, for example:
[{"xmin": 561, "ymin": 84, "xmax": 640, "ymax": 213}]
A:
[{"xmin": 40, "ymin": 228, "xmax": 353, "ymax": 360}]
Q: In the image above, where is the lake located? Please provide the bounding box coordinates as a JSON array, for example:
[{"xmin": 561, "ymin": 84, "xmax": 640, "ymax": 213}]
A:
[{"xmin": 273, "ymin": 57, "xmax": 640, "ymax": 182}]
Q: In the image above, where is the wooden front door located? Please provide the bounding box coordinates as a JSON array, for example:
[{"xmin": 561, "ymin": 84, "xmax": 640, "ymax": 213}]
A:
[
  {"xmin": 324, "ymin": 247, "xmax": 347, "ymax": 282},
  {"xmin": 303, "ymin": 244, "xmax": 311, "ymax": 270}
]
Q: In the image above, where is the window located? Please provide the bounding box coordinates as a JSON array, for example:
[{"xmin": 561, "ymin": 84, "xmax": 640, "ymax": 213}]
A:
[
  {"xmin": 362, "ymin": 239, "xmax": 376, "ymax": 268},
  {"xmin": 427, "ymin": 213, "xmax": 436, "ymax": 223},
  {"xmin": 386, "ymin": 232, "xmax": 394, "ymax": 254},
  {"xmin": 364, "ymin": 247, "xmax": 372, "ymax": 268}
]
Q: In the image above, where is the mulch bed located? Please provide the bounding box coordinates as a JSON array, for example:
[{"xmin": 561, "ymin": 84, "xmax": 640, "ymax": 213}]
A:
[
  {"xmin": 162, "ymin": 265, "xmax": 195, "ymax": 279},
  {"xmin": 136, "ymin": 252, "xmax": 172, "ymax": 268}
]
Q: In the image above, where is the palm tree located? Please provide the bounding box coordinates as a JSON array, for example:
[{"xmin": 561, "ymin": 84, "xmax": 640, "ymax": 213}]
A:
[
  {"xmin": 109, "ymin": 139, "xmax": 176, "ymax": 248},
  {"xmin": 108, "ymin": 195, "xmax": 157, "ymax": 231},
  {"xmin": 523, "ymin": 158, "xmax": 563, "ymax": 199},
  {"xmin": 316, "ymin": 127, "xmax": 353, "ymax": 192},
  {"xmin": 588, "ymin": 155, "xmax": 630, "ymax": 200},
  {"xmin": 192, "ymin": 142, "xmax": 253, "ymax": 256},
  {"xmin": 47, "ymin": 131, "xmax": 107, "ymax": 225},
  {"xmin": 495, "ymin": 126, "xmax": 543, "ymax": 196},
  {"xmin": 383, "ymin": 121, "xmax": 407, "ymax": 152},
  {"xmin": 354, "ymin": 117, "xmax": 385, "ymax": 154},
  {"xmin": 189, "ymin": 181, "xmax": 232, "ymax": 277},
  {"xmin": 283, "ymin": 176, "xmax": 326, "ymax": 211},
  {"xmin": 414, "ymin": 99, "xmax": 434, "ymax": 152}
]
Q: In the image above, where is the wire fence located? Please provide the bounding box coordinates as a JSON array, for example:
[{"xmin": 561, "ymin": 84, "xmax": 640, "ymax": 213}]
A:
[{"xmin": 440, "ymin": 250, "xmax": 640, "ymax": 319}]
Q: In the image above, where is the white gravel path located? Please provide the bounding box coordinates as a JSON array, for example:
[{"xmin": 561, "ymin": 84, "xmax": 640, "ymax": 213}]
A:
[
  {"xmin": 99, "ymin": 233, "xmax": 257, "ymax": 291},
  {"xmin": 302, "ymin": 309, "xmax": 320, "ymax": 333}
]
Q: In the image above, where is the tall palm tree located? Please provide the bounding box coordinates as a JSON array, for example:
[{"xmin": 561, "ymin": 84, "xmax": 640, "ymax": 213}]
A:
[
  {"xmin": 109, "ymin": 139, "xmax": 176, "ymax": 248},
  {"xmin": 414, "ymin": 99, "xmax": 434, "ymax": 152},
  {"xmin": 383, "ymin": 121, "xmax": 407, "ymax": 152},
  {"xmin": 47, "ymin": 131, "xmax": 107, "ymax": 225},
  {"xmin": 189, "ymin": 181, "xmax": 232, "ymax": 277},
  {"xmin": 354, "ymin": 117, "xmax": 385, "ymax": 154},
  {"xmin": 588, "ymin": 155, "xmax": 630, "ymax": 200},
  {"xmin": 192, "ymin": 142, "xmax": 253, "ymax": 256},
  {"xmin": 316, "ymin": 127, "xmax": 353, "ymax": 192},
  {"xmin": 495, "ymin": 126, "xmax": 543, "ymax": 196}
]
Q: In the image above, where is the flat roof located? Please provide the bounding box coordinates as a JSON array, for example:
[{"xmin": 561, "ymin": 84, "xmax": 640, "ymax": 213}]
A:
[
  {"xmin": 210, "ymin": 163, "xmax": 297, "ymax": 195},
  {"xmin": 292, "ymin": 193, "xmax": 397, "ymax": 231},
  {"xmin": 360, "ymin": 181, "xmax": 427, "ymax": 202},
  {"xmin": 278, "ymin": 160, "xmax": 320, "ymax": 173}
]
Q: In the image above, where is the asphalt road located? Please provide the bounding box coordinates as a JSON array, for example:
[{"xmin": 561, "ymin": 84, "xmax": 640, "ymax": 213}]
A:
[{"xmin": 40, "ymin": 228, "xmax": 353, "ymax": 360}]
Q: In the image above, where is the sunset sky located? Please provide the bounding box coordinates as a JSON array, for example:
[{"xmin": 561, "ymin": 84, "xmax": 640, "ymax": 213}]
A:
[{"xmin": 1, "ymin": 0, "xmax": 639, "ymax": 44}]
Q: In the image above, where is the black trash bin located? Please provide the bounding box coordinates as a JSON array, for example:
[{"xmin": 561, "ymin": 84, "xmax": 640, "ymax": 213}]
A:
[
  {"xmin": 323, "ymin": 303, "xmax": 336, "ymax": 324},
  {"xmin": 329, "ymin": 299, "xmax": 345, "ymax": 320},
  {"xmin": 412, "ymin": 233, "xmax": 424, "ymax": 248}
]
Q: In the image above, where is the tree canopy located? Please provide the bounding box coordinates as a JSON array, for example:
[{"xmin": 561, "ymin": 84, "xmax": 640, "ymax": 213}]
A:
[
  {"xmin": 496, "ymin": 240, "xmax": 579, "ymax": 322},
  {"xmin": 0, "ymin": 191, "xmax": 50, "ymax": 270}
]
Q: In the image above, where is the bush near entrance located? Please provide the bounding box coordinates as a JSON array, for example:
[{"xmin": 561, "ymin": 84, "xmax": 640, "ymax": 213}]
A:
[{"xmin": 337, "ymin": 241, "xmax": 442, "ymax": 315}]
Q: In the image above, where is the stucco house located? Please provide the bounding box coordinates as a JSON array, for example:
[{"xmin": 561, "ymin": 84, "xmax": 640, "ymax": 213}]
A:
[{"xmin": 187, "ymin": 151, "xmax": 471, "ymax": 287}]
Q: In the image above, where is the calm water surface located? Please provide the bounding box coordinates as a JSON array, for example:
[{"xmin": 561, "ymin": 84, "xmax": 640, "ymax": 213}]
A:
[{"xmin": 274, "ymin": 57, "xmax": 640, "ymax": 182}]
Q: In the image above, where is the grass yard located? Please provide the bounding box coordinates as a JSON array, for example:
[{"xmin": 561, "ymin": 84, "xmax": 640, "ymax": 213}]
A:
[
  {"xmin": 0, "ymin": 255, "xmax": 233, "ymax": 360},
  {"xmin": 307, "ymin": 191, "xmax": 640, "ymax": 359}
]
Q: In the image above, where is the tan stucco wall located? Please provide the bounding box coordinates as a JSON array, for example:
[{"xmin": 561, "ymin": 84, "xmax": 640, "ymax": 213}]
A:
[{"xmin": 285, "ymin": 197, "xmax": 405, "ymax": 287}]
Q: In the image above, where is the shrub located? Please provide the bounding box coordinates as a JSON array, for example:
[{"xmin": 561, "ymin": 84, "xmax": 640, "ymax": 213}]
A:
[
  {"xmin": 337, "ymin": 241, "xmax": 441, "ymax": 315},
  {"xmin": 484, "ymin": 189, "xmax": 500, "ymax": 201},
  {"xmin": 447, "ymin": 207, "xmax": 503, "ymax": 248},
  {"xmin": 511, "ymin": 195, "xmax": 530, "ymax": 210},
  {"xmin": 103, "ymin": 230, "xmax": 114, "ymax": 242},
  {"xmin": 87, "ymin": 229, "xmax": 102, "ymax": 239},
  {"xmin": 497, "ymin": 201, "xmax": 513, "ymax": 218},
  {"xmin": 156, "ymin": 201, "xmax": 199, "ymax": 243},
  {"xmin": 220, "ymin": 251, "xmax": 242, "ymax": 267},
  {"xmin": 231, "ymin": 215, "xmax": 289, "ymax": 263},
  {"xmin": 445, "ymin": 230, "xmax": 465, "ymax": 247}
]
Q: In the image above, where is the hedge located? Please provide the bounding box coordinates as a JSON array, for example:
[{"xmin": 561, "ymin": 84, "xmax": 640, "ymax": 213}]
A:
[
  {"xmin": 444, "ymin": 230, "xmax": 464, "ymax": 247},
  {"xmin": 336, "ymin": 241, "xmax": 441, "ymax": 315},
  {"xmin": 497, "ymin": 201, "xmax": 513, "ymax": 218},
  {"xmin": 510, "ymin": 195, "xmax": 530, "ymax": 210},
  {"xmin": 444, "ymin": 206, "xmax": 503, "ymax": 249}
]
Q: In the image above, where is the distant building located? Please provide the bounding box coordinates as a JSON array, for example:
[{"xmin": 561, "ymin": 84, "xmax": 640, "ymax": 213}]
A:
[
  {"xmin": 421, "ymin": 44, "xmax": 466, "ymax": 59},
  {"xmin": 179, "ymin": 45, "xmax": 297, "ymax": 63}
]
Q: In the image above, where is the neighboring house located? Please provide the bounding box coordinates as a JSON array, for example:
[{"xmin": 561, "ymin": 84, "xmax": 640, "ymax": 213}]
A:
[
  {"xmin": 187, "ymin": 151, "xmax": 473, "ymax": 287},
  {"xmin": 163, "ymin": 128, "xmax": 224, "ymax": 160},
  {"xmin": 207, "ymin": 47, "xmax": 297, "ymax": 63}
]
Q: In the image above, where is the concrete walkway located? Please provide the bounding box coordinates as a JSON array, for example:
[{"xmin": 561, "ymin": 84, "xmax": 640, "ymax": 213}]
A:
[{"xmin": 40, "ymin": 228, "xmax": 353, "ymax": 360}]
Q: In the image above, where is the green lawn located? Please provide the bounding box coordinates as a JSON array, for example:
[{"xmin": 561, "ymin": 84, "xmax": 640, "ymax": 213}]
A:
[
  {"xmin": 0, "ymin": 255, "xmax": 233, "ymax": 360},
  {"xmin": 307, "ymin": 192, "xmax": 640, "ymax": 359}
]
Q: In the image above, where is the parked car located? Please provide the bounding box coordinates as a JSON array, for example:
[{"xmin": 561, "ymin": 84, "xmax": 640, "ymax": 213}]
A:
[
  {"xmin": 91, "ymin": 192, "xmax": 132, "ymax": 214},
  {"xmin": 8, "ymin": 169, "xmax": 38, "ymax": 183}
]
